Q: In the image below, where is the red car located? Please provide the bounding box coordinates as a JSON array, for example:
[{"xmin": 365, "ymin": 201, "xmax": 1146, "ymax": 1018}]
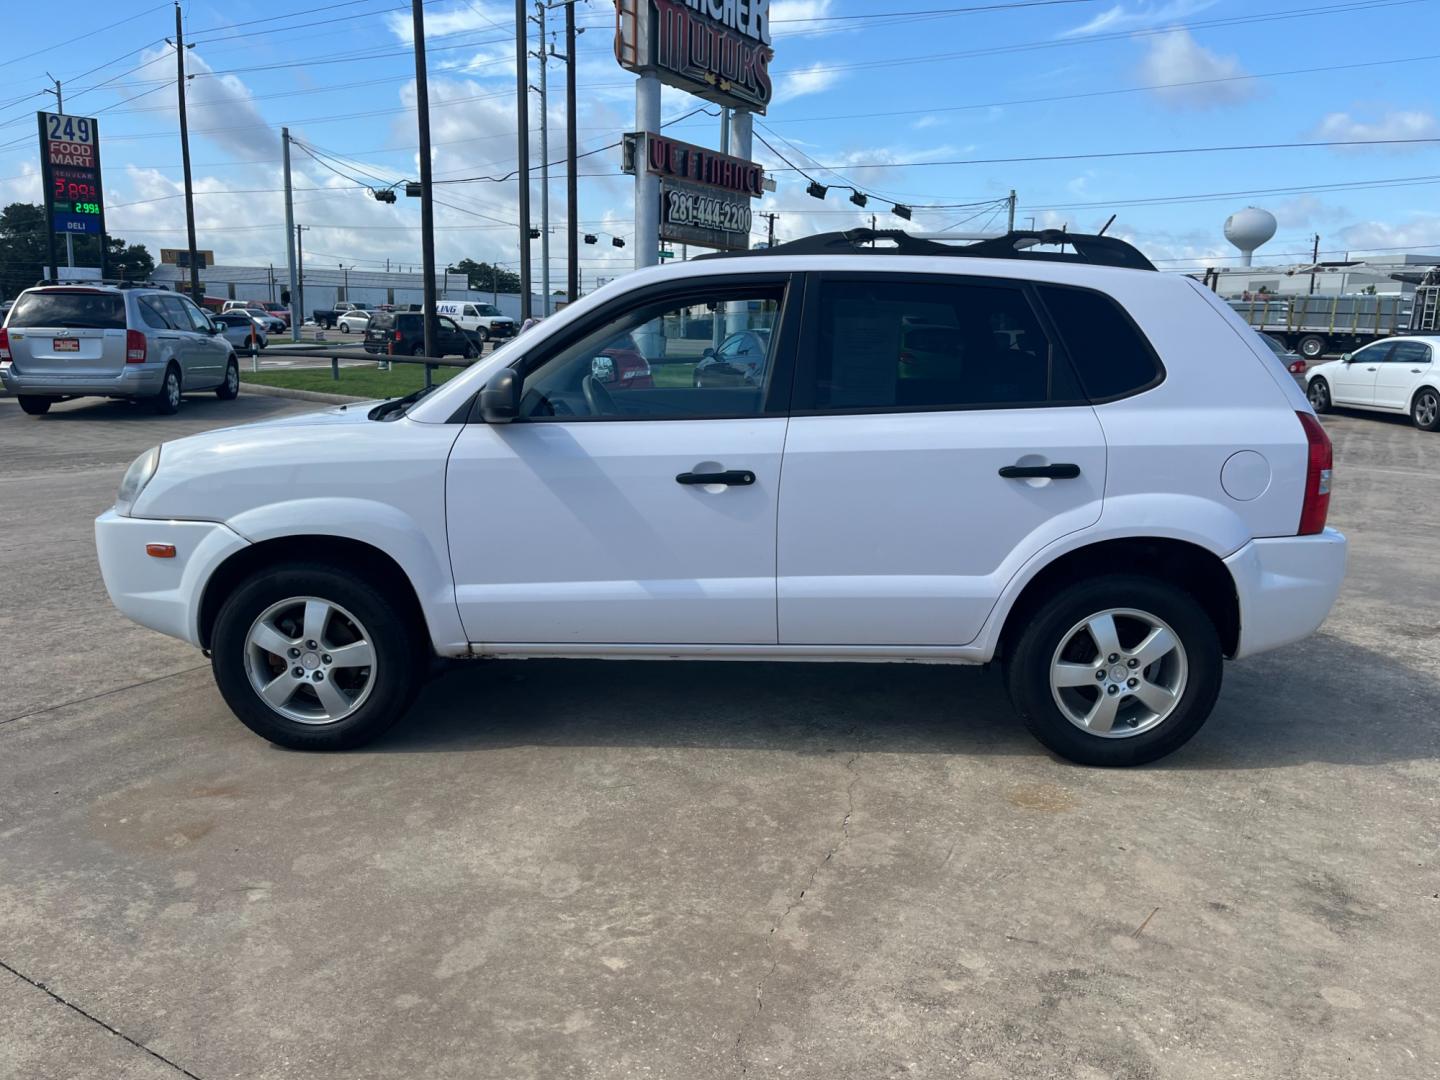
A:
[{"xmin": 597, "ymin": 332, "xmax": 654, "ymax": 389}]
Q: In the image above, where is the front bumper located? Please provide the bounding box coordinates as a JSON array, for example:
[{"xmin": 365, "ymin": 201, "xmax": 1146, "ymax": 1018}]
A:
[
  {"xmin": 2, "ymin": 363, "xmax": 164, "ymax": 398},
  {"xmin": 1225, "ymin": 528, "xmax": 1347, "ymax": 660},
  {"xmin": 95, "ymin": 510, "xmax": 251, "ymax": 647},
  {"xmin": 488, "ymin": 323, "xmax": 516, "ymax": 339}
]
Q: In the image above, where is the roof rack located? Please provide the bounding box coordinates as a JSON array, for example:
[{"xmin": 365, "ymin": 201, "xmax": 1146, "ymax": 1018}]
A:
[
  {"xmin": 33, "ymin": 278, "xmax": 169, "ymax": 289},
  {"xmin": 695, "ymin": 228, "xmax": 1156, "ymax": 272}
]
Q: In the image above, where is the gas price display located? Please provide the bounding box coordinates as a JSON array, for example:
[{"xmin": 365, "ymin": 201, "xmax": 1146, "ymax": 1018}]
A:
[{"xmin": 37, "ymin": 111, "xmax": 106, "ymax": 238}]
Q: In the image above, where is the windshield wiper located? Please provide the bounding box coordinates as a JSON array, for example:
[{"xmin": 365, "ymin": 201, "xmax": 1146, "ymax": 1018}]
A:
[{"xmin": 367, "ymin": 383, "xmax": 437, "ymax": 421}]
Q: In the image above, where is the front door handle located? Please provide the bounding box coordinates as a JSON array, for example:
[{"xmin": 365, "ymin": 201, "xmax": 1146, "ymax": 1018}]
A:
[
  {"xmin": 676, "ymin": 469, "xmax": 755, "ymax": 486},
  {"xmin": 999, "ymin": 463, "xmax": 1081, "ymax": 480},
  {"xmin": 1366, "ymin": 366, "xmax": 1377, "ymax": 371},
  {"xmin": 1412, "ymin": 368, "xmax": 1425, "ymax": 373}
]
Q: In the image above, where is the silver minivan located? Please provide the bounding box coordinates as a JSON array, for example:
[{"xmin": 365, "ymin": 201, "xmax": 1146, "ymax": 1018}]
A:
[{"xmin": 1, "ymin": 284, "xmax": 239, "ymax": 415}]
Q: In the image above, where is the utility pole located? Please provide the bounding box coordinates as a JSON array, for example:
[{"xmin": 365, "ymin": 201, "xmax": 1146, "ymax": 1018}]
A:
[
  {"xmin": 412, "ymin": 0, "xmax": 439, "ymax": 360},
  {"xmin": 171, "ymin": 3, "xmax": 200, "ymax": 302},
  {"xmin": 763, "ymin": 212, "xmax": 777, "ymax": 248},
  {"xmin": 531, "ymin": 2, "xmax": 551, "ymax": 316},
  {"xmin": 1007, "ymin": 189, "xmax": 1017, "ymax": 232},
  {"xmin": 514, "ymin": 0, "xmax": 533, "ymax": 319},
  {"xmin": 550, "ymin": 0, "xmax": 579, "ymax": 303},
  {"xmin": 282, "ymin": 128, "xmax": 300, "ymax": 341},
  {"xmin": 296, "ymin": 225, "xmax": 309, "ymax": 329},
  {"xmin": 1309, "ymin": 233, "xmax": 1320, "ymax": 295},
  {"xmin": 43, "ymin": 75, "xmax": 76, "ymax": 271}
]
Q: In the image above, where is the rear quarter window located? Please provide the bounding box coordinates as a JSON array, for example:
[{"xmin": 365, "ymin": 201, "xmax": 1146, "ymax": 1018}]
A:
[
  {"xmin": 1037, "ymin": 285, "xmax": 1163, "ymax": 401},
  {"xmin": 10, "ymin": 291, "xmax": 126, "ymax": 329}
]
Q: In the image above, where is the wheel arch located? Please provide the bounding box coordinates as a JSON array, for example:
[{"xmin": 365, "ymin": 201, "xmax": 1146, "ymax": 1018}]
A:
[
  {"xmin": 198, "ymin": 534, "xmax": 430, "ymax": 653},
  {"xmin": 1410, "ymin": 382, "xmax": 1439, "ymax": 409},
  {"xmin": 993, "ymin": 536, "xmax": 1241, "ymax": 663}
]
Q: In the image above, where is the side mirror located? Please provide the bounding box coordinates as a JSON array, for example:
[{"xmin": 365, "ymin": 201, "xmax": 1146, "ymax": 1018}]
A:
[
  {"xmin": 1340, "ymin": 353, "xmax": 1352, "ymax": 363},
  {"xmin": 701, "ymin": 347, "xmax": 715, "ymax": 358},
  {"xmin": 590, "ymin": 355, "xmax": 616, "ymax": 383},
  {"xmin": 479, "ymin": 367, "xmax": 522, "ymax": 423}
]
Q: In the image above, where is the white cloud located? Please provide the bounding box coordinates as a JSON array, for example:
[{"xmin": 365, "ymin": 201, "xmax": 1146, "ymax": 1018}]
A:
[
  {"xmin": 140, "ymin": 45, "xmax": 274, "ymax": 163},
  {"xmin": 774, "ymin": 63, "xmax": 843, "ymax": 104},
  {"xmin": 1310, "ymin": 109, "xmax": 1440, "ymax": 151},
  {"xmin": 769, "ymin": 0, "xmax": 841, "ymax": 38},
  {"xmin": 1337, "ymin": 214, "xmax": 1440, "ymax": 255},
  {"xmin": 911, "ymin": 115, "xmax": 944, "ymax": 131},
  {"xmin": 1136, "ymin": 30, "xmax": 1254, "ymax": 109},
  {"xmin": 1062, "ymin": 0, "xmax": 1217, "ymax": 37}
]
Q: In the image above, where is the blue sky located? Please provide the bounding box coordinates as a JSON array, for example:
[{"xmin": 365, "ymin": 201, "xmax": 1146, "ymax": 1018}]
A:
[{"xmin": 2, "ymin": 0, "xmax": 1439, "ymax": 283}]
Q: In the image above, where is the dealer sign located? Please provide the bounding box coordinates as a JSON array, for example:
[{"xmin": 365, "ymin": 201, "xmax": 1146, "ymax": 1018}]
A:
[{"xmin": 615, "ymin": 0, "xmax": 775, "ymax": 113}]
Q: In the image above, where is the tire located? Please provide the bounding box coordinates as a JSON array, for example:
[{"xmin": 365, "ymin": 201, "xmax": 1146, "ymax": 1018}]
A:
[
  {"xmin": 216, "ymin": 359, "xmax": 240, "ymax": 400},
  {"xmin": 18, "ymin": 395, "xmax": 54, "ymax": 415},
  {"xmin": 153, "ymin": 366, "xmax": 181, "ymax": 414},
  {"xmin": 1413, "ymin": 386, "xmax": 1440, "ymax": 432},
  {"xmin": 463, "ymin": 344, "xmax": 477, "ymax": 360},
  {"xmin": 210, "ymin": 562, "xmax": 426, "ymax": 751},
  {"xmin": 477, "ymin": 327, "xmax": 490, "ymax": 343},
  {"xmin": 1296, "ymin": 334, "xmax": 1326, "ymax": 360},
  {"xmin": 411, "ymin": 343, "xmax": 426, "ymax": 357},
  {"xmin": 1004, "ymin": 574, "xmax": 1223, "ymax": 767},
  {"xmin": 1307, "ymin": 377, "xmax": 1331, "ymax": 414},
  {"xmin": 338, "ymin": 321, "xmax": 350, "ymax": 334}
]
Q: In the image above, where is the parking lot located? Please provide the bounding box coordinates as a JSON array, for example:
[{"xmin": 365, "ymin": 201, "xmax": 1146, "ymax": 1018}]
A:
[{"xmin": 1, "ymin": 393, "xmax": 1436, "ymax": 1079}]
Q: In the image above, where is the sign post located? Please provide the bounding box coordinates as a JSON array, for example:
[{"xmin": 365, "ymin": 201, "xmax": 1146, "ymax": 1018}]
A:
[{"xmin": 37, "ymin": 111, "xmax": 106, "ymax": 281}]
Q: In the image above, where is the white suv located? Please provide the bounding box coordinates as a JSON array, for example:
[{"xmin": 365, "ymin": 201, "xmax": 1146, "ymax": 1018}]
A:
[{"xmin": 94, "ymin": 230, "xmax": 1347, "ymax": 766}]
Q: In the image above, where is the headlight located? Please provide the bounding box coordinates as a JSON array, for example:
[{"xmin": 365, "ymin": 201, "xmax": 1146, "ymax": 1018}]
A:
[{"xmin": 116, "ymin": 445, "xmax": 161, "ymax": 517}]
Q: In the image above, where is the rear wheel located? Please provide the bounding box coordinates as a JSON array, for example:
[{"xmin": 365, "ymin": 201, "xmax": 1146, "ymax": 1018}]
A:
[
  {"xmin": 1307, "ymin": 377, "xmax": 1331, "ymax": 413},
  {"xmin": 1297, "ymin": 334, "xmax": 1327, "ymax": 360},
  {"xmin": 210, "ymin": 563, "xmax": 426, "ymax": 750},
  {"xmin": 1005, "ymin": 574, "xmax": 1223, "ymax": 766},
  {"xmin": 153, "ymin": 366, "xmax": 181, "ymax": 414},
  {"xmin": 477, "ymin": 327, "xmax": 490, "ymax": 343},
  {"xmin": 18, "ymin": 395, "xmax": 55, "ymax": 415},
  {"xmin": 1413, "ymin": 387, "xmax": 1440, "ymax": 431},
  {"xmin": 216, "ymin": 359, "xmax": 240, "ymax": 400},
  {"xmin": 410, "ymin": 343, "xmax": 426, "ymax": 357}
]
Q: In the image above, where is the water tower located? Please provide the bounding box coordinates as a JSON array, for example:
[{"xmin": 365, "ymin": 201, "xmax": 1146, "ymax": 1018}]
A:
[{"xmin": 1223, "ymin": 207, "xmax": 1277, "ymax": 267}]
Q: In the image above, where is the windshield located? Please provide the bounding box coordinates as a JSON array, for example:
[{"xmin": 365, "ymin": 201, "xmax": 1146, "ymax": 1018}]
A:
[
  {"xmin": 476, "ymin": 304, "xmax": 501, "ymax": 316},
  {"xmin": 10, "ymin": 290, "xmax": 125, "ymax": 329},
  {"xmin": 367, "ymin": 382, "xmax": 440, "ymax": 421}
]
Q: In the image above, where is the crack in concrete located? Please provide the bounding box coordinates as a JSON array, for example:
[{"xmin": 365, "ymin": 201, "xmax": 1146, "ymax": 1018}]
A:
[
  {"xmin": 1, "ymin": 664, "xmax": 208, "ymax": 727},
  {"xmin": 735, "ymin": 747, "xmax": 862, "ymax": 1076},
  {"xmin": 0, "ymin": 957, "xmax": 205, "ymax": 1079}
]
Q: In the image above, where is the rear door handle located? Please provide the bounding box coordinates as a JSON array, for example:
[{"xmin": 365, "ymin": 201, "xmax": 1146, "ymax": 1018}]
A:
[
  {"xmin": 676, "ymin": 469, "xmax": 755, "ymax": 486},
  {"xmin": 999, "ymin": 463, "xmax": 1081, "ymax": 480},
  {"xmin": 1366, "ymin": 366, "xmax": 1377, "ymax": 371}
]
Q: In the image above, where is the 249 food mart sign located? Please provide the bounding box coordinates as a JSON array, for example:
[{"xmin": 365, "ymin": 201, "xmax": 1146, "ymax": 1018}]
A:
[
  {"xmin": 37, "ymin": 112, "xmax": 106, "ymax": 237},
  {"xmin": 615, "ymin": 0, "xmax": 775, "ymax": 113}
]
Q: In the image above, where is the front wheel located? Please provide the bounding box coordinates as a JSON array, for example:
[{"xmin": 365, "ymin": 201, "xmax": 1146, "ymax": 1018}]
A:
[
  {"xmin": 338, "ymin": 321, "xmax": 350, "ymax": 334},
  {"xmin": 1413, "ymin": 386, "xmax": 1440, "ymax": 431},
  {"xmin": 1307, "ymin": 377, "xmax": 1331, "ymax": 414},
  {"xmin": 210, "ymin": 563, "xmax": 426, "ymax": 750},
  {"xmin": 18, "ymin": 395, "xmax": 55, "ymax": 415},
  {"xmin": 216, "ymin": 359, "xmax": 239, "ymax": 400},
  {"xmin": 1005, "ymin": 575, "xmax": 1223, "ymax": 766}
]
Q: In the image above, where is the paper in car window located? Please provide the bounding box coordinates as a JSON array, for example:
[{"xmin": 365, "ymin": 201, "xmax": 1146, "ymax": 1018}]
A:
[{"xmin": 829, "ymin": 316, "xmax": 900, "ymax": 407}]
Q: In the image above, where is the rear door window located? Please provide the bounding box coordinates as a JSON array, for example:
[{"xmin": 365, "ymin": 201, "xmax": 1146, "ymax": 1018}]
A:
[
  {"xmin": 9, "ymin": 291, "xmax": 125, "ymax": 329},
  {"xmin": 797, "ymin": 276, "xmax": 1077, "ymax": 412},
  {"xmin": 1036, "ymin": 285, "xmax": 1164, "ymax": 401},
  {"xmin": 158, "ymin": 295, "xmax": 197, "ymax": 333},
  {"xmin": 138, "ymin": 297, "xmax": 173, "ymax": 330}
]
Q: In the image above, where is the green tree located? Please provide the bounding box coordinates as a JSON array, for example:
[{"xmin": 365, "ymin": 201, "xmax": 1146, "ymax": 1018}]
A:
[
  {"xmin": 0, "ymin": 202, "xmax": 154, "ymax": 298},
  {"xmin": 451, "ymin": 258, "xmax": 520, "ymax": 294}
]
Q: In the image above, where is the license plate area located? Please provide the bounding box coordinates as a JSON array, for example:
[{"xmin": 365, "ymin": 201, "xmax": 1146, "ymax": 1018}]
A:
[{"xmin": 53, "ymin": 338, "xmax": 80, "ymax": 351}]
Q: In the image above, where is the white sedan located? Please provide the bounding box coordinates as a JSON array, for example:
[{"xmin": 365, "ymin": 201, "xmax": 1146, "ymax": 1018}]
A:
[
  {"xmin": 337, "ymin": 310, "xmax": 373, "ymax": 334},
  {"xmin": 1305, "ymin": 335, "xmax": 1440, "ymax": 431}
]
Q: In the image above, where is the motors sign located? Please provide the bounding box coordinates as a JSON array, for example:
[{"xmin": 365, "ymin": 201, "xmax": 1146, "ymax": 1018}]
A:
[
  {"xmin": 644, "ymin": 132, "xmax": 763, "ymax": 197},
  {"xmin": 615, "ymin": 0, "xmax": 775, "ymax": 113},
  {"xmin": 37, "ymin": 112, "xmax": 106, "ymax": 239}
]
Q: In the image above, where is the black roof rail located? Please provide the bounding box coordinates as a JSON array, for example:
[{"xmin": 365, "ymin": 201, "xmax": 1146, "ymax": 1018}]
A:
[
  {"xmin": 32, "ymin": 277, "xmax": 169, "ymax": 289},
  {"xmin": 695, "ymin": 227, "xmax": 1156, "ymax": 272}
]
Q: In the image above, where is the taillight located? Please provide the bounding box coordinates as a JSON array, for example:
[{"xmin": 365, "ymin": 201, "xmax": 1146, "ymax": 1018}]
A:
[
  {"xmin": 394, "ymin": 330, "xmax": 403, "ymax": 342},
  {"xmin": 126, "ymin": 330, "xmax": 147, "ymax": 363},
  {"xmin": 620, "ymin": 359, "xmax": 652, "ymax": 380},
  {"xmin": 0, "ymin": 327, "xmax": 10, "ymax": 362},
  {"xmin": 899, "ymin": 351, "xmax": 915, "ymax": 366},
  {"xmin": 1288, "ymin": 359, "xmax": 1306, "ymax": 374},
  {"xmin": 1297, "ymin": 411, "xmax": 1332, "ymax": 535}
]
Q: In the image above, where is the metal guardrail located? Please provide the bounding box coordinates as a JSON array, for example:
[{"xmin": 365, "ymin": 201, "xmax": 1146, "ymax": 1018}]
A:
[{"xmin": 242, "ymin": 342, "xmax": 479, "ymax": 388}]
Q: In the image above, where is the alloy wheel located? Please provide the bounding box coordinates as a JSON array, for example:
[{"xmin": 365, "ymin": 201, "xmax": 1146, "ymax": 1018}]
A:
[
  {"xmin": 1049, "ymin": 608, "xmax": 1189, "ymax": 738},
  {"xmin": 244, "ymin": 596, "xmax": 377, "ymax": 724},
  {"xmin": 1417, "ymin": 390, "xmax": 1438, "ymax": 429}
]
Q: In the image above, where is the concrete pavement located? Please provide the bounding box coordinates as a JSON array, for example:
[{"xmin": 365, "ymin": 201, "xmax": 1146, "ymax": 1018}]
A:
[{"xmin": 1, "ymin": 393, "xmax": 1437, "ymax": 1079}]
